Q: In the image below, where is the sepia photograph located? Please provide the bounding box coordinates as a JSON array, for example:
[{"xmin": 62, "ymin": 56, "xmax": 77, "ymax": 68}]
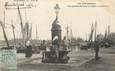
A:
[{"xmin": 0, "ymin": 0, "xmax": 115, "ymax": 71}]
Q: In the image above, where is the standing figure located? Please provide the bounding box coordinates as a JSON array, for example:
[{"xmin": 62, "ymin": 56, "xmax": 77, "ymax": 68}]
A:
[
  {"xmin": 62, "ymin": 36, "xmax": 68, "ymax": 50},
  {"xmin": 52, "ymin": 36, "xmax": 59, "ymax": 58},
  {"xmin": 41, "ymin": 40, "xmax": 46, "ymax": 60},
  {"xmin": 94, "ymin": 35, "xmax": 102, "ymax": 60},
  {"xmin": 25, "ymin": 41, "xmax": 32, "ymax": 58},
  {"xmin": 94, "ymin": 41, "xmax": 100, "ymax": 60}
]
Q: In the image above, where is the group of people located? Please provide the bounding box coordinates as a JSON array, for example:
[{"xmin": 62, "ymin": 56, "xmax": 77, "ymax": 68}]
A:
[
  {"xmin": 24, "ymin": 36, "xmax": 69, "ymax": 59},
  {"xmin": 24, "ymin": 35, "xmax": 100, "ymax": 61}
]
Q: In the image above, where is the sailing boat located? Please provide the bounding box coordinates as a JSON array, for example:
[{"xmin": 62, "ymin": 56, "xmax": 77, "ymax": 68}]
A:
[
  {"xmin": 80, "ymin": 23, "xmax": 95, "ymax": 50},
  {"xmin": 23, "ymin": 22, "xmax": 32, "ymax": 43},
  {"xmin": 5, "ymin": 4, "xmax": 32, "ymax": 46},
  {"xmin": 65, "ymin": 24, "xmax": 74, "ymax": 50},
  {"xmin": 103, "ymin": 25, "xmax": 111, "ymax": 48}
]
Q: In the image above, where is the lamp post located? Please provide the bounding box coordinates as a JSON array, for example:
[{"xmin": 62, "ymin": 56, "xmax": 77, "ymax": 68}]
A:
[
  {"xmin": 54, "ymin": 4, "xmax": 60, "ymax": 18},
  {"xmin": 51, "ymin": 4, "xmax": 62, "ymax": 48}
]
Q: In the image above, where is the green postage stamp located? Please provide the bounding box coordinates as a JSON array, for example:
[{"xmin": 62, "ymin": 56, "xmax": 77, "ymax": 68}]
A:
[{"xmin": 0, "ymin": 49, "xmax": 17, "ymax": 69}]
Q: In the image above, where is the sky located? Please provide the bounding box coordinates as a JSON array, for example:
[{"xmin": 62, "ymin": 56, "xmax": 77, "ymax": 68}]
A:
[{"xmin": 0, "ymin": 0, "xmax": 115, "ymax": 40}]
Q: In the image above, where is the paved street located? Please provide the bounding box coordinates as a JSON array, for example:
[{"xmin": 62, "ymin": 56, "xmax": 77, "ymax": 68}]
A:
[
  {"xmin": 72, "ymin": 46, "xmax": 115, "ymax": 71},
  {"xmin": 1, "ymin": 46, "xmax": 115, "ymax": 71},
  {"xmin": 17, "ymin": 48, "xmax": 94, "ymax": 65}
]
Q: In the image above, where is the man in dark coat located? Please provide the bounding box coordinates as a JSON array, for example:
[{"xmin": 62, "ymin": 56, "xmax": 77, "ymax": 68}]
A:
[
  {"xmin": 94, "ymin": 35, "xmax": 102, "ymax": 60},
  {"xmin": 25, "ymin": 41, "xmax": 32, "ymax": 58},
  {"xmin": 94, "ymin": 41, "xmax": 100, "ymax": 60},
  {"xmin": 41, "ymin": 40, "xmax": 46, "ymax": 59}
]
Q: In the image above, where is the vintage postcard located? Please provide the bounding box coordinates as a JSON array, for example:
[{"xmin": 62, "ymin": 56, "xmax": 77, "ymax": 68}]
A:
[{"xmin": 0, "ymin": 0, "xmax": 115, "ymax": 71}]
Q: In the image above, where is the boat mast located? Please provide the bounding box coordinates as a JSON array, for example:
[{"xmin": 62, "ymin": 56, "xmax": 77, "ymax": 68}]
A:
[
  {"xmin": 0, "ymin": 21, "xmax": 9, "ymax": 47},
  {"xmin": 11, "ymin": 20, "xmax": 16, "ymax": 47},
  {"xmin": 36, "ymin": 25, "xmax": 38, "ymax": 40},
  {"xmin": 94, "ymin": 21, "xmax": 97, "ymax": 42},
  {"xmin": 17, "ymin": 6, "xmax": 24, "ymax": 40},
  {"xmin": 88, "ymin": 24, "xmax": 94, "ymax": 43},
  {"xmin": 66, "ymin": 24, "xmax": 69, "ymax": 40}
]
